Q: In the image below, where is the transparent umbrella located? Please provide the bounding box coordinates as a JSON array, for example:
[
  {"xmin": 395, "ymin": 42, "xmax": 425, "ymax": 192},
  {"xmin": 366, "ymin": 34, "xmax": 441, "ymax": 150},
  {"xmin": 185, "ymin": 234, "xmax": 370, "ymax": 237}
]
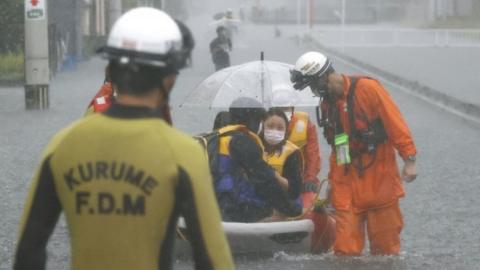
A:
[{"xmin": 180, "ymin": 59, "xmax": 320, "ymax": 108}]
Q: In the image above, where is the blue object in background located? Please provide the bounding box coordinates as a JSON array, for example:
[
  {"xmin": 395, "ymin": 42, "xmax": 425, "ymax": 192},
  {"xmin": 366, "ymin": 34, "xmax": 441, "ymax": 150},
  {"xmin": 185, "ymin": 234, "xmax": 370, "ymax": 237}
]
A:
[{"xmin": 61, "ymin": 54, "xmax": 77, "ymax": 71}]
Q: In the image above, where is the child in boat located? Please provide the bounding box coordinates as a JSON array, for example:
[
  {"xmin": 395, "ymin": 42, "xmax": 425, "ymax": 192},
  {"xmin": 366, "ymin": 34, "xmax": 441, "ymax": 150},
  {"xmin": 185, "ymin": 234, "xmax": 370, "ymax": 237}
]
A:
[
  {"xmin": 213, "ymin": 98, "xmax": 302, "ymax": 222},
  {"xmin": 259, "ymin": 108, "xmax": 304, "ymax": 221}
]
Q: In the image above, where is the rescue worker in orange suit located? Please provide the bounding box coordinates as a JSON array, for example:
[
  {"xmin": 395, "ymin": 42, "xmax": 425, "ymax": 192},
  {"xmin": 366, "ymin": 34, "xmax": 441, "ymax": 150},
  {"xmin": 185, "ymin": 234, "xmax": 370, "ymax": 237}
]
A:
[
  {"xmin": 271, "ymin": 88, "xmax": 322, "ymax": 216},
  {"xmin": 84, "ymin": 19, "xmax": 195, "ymax": 126},
  {"xmin": 291, "ymin": 51, "xmax": 417, "ymax": 256},
  {"xmin": 84, "ymin": 64, "xmax": 115, "ymax": 115}
]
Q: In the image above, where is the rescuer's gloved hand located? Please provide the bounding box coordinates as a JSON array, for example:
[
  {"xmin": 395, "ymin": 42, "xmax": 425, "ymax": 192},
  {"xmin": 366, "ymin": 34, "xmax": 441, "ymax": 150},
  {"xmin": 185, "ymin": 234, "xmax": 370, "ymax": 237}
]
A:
[{"xmin": 402, "ymin": 157, "xmax": 417, "ymax": 182}]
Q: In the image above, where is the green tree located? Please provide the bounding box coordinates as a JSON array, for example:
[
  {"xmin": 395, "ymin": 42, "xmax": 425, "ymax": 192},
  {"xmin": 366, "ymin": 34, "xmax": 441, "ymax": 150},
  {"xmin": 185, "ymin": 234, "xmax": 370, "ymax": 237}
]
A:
[{"xmin": 0, "ymin": 0, "xmax": 24, "ymax": 53}]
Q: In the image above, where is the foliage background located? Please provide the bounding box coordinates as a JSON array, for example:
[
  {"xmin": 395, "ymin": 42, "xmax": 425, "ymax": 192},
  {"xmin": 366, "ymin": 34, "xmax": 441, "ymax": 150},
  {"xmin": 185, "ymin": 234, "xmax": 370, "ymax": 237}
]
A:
[{"xmin": 0, "ymin": 0, "xmax": 24, "ymax": 54}]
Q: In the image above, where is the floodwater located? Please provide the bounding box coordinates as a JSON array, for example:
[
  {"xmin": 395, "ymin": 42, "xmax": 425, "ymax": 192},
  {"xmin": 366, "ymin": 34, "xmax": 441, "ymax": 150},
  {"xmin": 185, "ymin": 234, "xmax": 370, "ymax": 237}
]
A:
[{"xmin": 2, "ymin": 16, "xmax": 480, "ymax": 270}]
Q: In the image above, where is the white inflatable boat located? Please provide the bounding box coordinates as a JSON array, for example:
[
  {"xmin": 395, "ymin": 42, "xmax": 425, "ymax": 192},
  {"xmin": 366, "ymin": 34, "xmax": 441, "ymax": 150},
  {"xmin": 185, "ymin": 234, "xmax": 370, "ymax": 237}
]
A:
[
  {"xmin": 175, "ymin": 207, "xmax": 335, "ymax": 257},
  {"xmin": 175, "ymin": 219, "xmax": 314, "ymax": 256}
]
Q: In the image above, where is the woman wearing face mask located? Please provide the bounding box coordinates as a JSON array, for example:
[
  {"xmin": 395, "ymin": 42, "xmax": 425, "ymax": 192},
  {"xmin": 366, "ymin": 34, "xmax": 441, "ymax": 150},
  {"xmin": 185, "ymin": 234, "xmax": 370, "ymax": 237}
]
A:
[{"xmin": 260, "ymin": 108, "xmax": 304, "ymax": 221}]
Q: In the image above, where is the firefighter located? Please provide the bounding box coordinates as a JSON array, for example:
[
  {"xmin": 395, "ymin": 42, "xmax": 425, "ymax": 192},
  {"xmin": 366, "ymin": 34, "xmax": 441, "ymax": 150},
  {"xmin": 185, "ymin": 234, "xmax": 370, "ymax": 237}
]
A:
[
  {"xmin": 85, "ymin": 19, "xmax": 195, "ymax": 126},
  {"xmin": 14, "ymin": 8, "xmax": 233, "ymax": 270},
  {"xmin": 291, "ymin": 51, "xmax": 417, "ymax": 255}
]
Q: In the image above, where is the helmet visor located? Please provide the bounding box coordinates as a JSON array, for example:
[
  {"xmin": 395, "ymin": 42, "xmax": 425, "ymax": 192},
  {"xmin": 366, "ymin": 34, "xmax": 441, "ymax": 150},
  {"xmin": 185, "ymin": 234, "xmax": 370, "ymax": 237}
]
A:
[
  {"xmin": 98, "ymin": 46, "xmax": 181, "ymax": 70},
  {"xmin": 290, "ymin": 69, "xmax": 315, "ymax": 91}
]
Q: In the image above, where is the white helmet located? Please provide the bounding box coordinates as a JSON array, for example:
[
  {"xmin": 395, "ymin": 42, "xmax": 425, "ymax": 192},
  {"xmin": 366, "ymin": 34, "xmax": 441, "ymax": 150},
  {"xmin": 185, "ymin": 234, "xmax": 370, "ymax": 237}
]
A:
[
  {"xmin": 99, "ymin": 7, "xmax": 184, "ymax": 69},
  {"xmin": 290, "ymin": 51, "xmax": 332, "ymax": 90},
  {"xmin": 226, "ymin": 8, "xmax": 233, "ymax": 18}
]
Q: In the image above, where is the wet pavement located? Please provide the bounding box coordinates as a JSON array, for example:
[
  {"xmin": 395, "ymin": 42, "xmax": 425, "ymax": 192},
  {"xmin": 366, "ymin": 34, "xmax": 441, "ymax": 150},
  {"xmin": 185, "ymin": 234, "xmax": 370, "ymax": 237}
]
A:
[
  {"xmin": 309, "ymin": 26, "xmax": 480, "ymax": 107},
  {"xmin": 1, "ymin": 21, "xmax": 480, "ymax": 270}
]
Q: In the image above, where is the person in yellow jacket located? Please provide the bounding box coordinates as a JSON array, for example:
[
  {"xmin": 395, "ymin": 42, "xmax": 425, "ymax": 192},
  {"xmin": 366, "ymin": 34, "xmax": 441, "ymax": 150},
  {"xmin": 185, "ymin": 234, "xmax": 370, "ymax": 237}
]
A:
[
  {"xmin": 259, "ymin": 108, "xmax": 304, "ymax": 221},
  {"xmin": 14, "ymin": 8, "xmax": 233, "ymax": 270},
  {"xmin": 262, "ymin": 108, "xmax": 304, "ymax": 199},
  {"xmin": 271, "ymin": 89, "xmax": 322, "ymax": 214},
  {"xmin": 213, "ymin": 98, "xmax": 302, "ymax": 222},
  {"xmin": 257, "ymin": 108, "xmax": 335, "ymax": 255}
]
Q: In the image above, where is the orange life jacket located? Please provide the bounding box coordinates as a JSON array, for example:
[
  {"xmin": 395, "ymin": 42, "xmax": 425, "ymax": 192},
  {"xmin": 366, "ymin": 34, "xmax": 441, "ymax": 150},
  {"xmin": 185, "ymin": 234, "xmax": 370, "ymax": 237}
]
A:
[
  {"xmin": 320, "ymin": 76, "xmax": 387, "ymax": 175},
  {"xmin": 86, "ymin": 82, "xmax": 173, "ymax": 125},
  {"xmin": 287, "ymin": 112, "xmax": 309, "ymax": 149}
]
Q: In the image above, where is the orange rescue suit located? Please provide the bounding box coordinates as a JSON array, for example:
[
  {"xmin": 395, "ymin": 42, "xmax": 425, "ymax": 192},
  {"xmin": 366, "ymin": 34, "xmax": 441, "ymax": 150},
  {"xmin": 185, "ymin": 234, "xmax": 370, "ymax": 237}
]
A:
[
  {"xmin": 85, "ymin": 82, "xmax": 173, "ymax": 125},
  {"xmin": 326, "ymin": 75, "xmax": 416, "ymax": 255},
  {"xmin": 86, "ymin": 82, "xmax": 114, "ymax": 114}
]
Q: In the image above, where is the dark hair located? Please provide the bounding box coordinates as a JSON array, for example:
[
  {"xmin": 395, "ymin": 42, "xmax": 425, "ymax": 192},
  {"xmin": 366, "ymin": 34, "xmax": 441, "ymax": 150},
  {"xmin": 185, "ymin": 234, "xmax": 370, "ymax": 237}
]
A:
[
  {"xmin": 265, "ymin": 107, "xmax": 289, "ymax": 126},
  {"xmin": 216, "ymin": 26, "xmax": 227, "ymax": 35},
  {"xmin": 109, "ymin": 60, "xmax": 169, "ymax": 96},
  {"xmin": 261, "ymin": 107, "xmax": 289, "ymax": 154},
  {"xmin": 213, "ymin": 111, "xmax": 231, "ymax": 130},
  {"xmin": 229, "ymin": 97, "xmax": 266, "ymax": 132}
]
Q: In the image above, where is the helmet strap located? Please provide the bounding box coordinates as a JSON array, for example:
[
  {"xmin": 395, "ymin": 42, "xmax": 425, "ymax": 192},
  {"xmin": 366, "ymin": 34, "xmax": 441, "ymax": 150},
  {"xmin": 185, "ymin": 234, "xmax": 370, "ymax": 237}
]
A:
[{"xmin": 158, "ymin": 84, "xmax": 170, "ymax": 106}]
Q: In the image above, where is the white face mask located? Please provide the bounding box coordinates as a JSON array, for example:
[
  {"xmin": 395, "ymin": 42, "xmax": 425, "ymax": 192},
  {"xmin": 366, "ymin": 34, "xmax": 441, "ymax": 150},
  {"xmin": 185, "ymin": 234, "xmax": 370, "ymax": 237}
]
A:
[
  {"xmin": 284, "ymin": 111, "xmax": 293, "ymax": 121},
  {"xmin": 257, "ymin": 122, "xmax": 263, "ymax": 134},
  {"xmin": 264, "ymin": 129, "xmax": 285, "ymax": 145}
]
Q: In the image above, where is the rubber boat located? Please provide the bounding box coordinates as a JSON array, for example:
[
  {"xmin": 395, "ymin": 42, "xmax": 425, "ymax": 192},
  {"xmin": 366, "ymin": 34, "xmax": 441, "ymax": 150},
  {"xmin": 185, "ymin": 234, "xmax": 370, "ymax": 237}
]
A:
[{"xmin": 175, "ymin": 189, "xmax": 335, "ymax": 256}]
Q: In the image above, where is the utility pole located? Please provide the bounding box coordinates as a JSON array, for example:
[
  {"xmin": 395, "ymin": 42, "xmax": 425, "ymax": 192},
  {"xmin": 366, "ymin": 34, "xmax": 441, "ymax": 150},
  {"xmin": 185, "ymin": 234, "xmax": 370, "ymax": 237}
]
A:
[
  {"xmin": 74, "ymin": 0, "xmax": 84, "ymax": 62},
  {"xmin": 24, "ymin": 0, "xmax": 50, "ymax": 110},
  {"xmin": 341, "ymin": 0, "xmax": 346, "ymax": 52},
  {"xmin": 296, "ymin": 0, "xmax": 301, "ymax": 32},
  {"xmin": 108, "ymin": 0, "xmax": 122, "ymax": 30},
  {"xmin": 307, "ymin": 0, "xmax": 314, "ymax": 30}
]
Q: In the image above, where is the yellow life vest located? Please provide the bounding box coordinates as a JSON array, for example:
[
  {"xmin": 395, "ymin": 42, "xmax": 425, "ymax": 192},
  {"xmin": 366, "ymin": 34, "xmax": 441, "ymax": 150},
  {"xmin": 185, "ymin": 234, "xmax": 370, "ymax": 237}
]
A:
[
  {"xmin": 266, "ymin": 141, "xmax": 300, "ymax": 175},
  {"xmin": 218, "ymin": 125, "xmax": 265, "ymax": 158},
  {"xmin": 288, "ymin": 111, "xmax": 309, "ymax": 149}
]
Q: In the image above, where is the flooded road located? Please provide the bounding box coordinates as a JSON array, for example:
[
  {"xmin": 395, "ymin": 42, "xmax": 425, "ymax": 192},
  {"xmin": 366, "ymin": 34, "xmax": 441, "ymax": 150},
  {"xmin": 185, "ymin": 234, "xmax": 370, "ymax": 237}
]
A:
[{"xmin": 1, "ymin": 20, "xmax": 480, "ymax": 269}]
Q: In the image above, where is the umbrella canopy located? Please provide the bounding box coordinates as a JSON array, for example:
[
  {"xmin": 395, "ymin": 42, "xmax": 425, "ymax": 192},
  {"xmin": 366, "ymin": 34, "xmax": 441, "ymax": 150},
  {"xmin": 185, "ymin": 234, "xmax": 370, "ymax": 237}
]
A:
[
  {"xmin": 180, "ymin": 60, "xmax": 320, "ymax": 108},
  {"xmin": 209, "ymin": 17, "xmax": 241, "ymax": 28}
]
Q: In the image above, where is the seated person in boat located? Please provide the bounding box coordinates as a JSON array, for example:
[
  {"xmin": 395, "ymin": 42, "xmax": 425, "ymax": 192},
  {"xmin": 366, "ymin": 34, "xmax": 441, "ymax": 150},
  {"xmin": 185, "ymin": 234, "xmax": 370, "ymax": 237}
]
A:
[
  {"xmin": 213, "ymin": 110, "xmax": 231, "ymax": 130},
  {"xmin": 259, "ymin": 108, "xmax": 304, "ymax": 222},
  {"xmin": 271, "ymin": 88, "xmax": 322, "ymax": 215},
  {"xmin": 214, "ymin": 97, "xmax": 302, "ymax": 222}
]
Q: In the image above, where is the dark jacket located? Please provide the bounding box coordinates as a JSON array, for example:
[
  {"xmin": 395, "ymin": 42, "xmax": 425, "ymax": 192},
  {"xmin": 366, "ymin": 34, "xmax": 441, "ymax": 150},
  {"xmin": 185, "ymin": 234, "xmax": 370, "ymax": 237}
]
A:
[
  {"xmin": 209, "ymin": 36, "xmax": 231, "ymax": 67},
  {"xmin": 215, "ymin": 127, "xmax": 302, "ymax": 222}
]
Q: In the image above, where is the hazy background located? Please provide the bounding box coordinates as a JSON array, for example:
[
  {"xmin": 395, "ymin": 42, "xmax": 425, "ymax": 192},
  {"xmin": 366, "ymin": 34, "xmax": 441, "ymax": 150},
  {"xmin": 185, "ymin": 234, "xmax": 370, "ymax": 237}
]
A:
[{"xmin": 1, "ymin": 1, "xmax": 480, "ymax": 269}]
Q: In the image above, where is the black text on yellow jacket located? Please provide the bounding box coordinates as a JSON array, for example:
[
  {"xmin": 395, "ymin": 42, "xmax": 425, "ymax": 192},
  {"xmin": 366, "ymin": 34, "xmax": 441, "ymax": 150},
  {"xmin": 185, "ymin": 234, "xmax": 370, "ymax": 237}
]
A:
[{"xmin": 14, "ymin": 105, "xmax": 234, "ymax": 270}]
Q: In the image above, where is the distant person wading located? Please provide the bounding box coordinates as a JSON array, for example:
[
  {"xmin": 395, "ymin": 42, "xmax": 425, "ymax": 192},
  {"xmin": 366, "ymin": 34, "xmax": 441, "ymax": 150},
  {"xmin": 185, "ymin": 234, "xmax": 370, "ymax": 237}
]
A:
[{"xmin": 210, "ymin": 26, "xmax": 232, "ymax": 71}]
